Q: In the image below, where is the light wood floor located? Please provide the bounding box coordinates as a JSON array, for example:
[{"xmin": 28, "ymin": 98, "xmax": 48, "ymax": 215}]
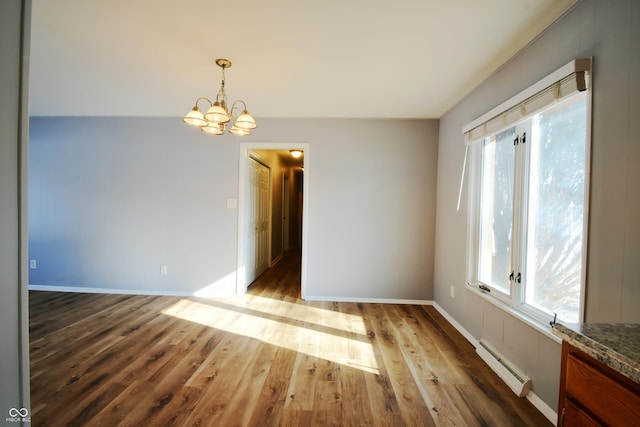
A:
[{"xmin": 29, "ymin": 252, "xmax": 551, "ymax": 426}]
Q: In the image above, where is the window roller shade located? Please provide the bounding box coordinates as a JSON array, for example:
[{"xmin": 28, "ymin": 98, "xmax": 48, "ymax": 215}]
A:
[
  {"xmin": 457, "ymin": 58, "xmax": 592, "ymax": 211},
  {"xmin": 463, "ymin": 59, "xmax": 591, "ymax": 145}
]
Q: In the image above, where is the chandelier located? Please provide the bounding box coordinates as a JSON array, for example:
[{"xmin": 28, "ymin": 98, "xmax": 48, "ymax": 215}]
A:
[{"xmin": 183, "ymin": 58, "xmax": 257, "ymax": 136}]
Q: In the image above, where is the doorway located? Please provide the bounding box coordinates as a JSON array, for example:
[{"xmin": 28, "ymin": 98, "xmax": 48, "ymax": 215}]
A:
[{"xmin": 237, "ymin": 143, "xmax": 309, "ymax": 297}]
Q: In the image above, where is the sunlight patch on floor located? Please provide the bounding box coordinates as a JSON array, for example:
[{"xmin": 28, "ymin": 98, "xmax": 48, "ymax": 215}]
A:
[
  {"xmin": 162, "ymin": 298, "xmax": 380, "ymax": 375},
  {"xmin": 241, "ymin": 294, "xmax": 368, "ymax": 335}
]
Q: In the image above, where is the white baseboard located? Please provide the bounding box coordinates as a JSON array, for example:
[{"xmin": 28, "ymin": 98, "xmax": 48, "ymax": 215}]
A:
[
  {"xmin": 432, "ymin": 302, "xmax": 557, "ymax": 425},
  {"xmin": 303, "ymin": 295, "xmax": 433, "ymax": 305},
  {"xmin": 431, "ymin": 301, "xmax": 479, "ymax": 347},
  {"xmin": 526, "ymin": 391, "xmax": 557, "ymax": 425},
  {"xmin": 29, "ymin": 284, "xmax": 194, "ymax": 297}
]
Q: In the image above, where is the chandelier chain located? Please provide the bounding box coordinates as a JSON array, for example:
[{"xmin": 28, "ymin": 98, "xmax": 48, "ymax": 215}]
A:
[{"xmin": 217, "ymin": 67, "xmax": 227, "ymax": 105}]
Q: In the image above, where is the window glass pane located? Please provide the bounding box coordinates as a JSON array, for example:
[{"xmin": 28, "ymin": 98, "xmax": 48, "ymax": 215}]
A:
[
  {"xmin": 525, "ymin": 94, "xmax": 587, "ymax": 322},
  {"xmin": 478, "ymin": 127, "xmax": 516, "ymax": 294}
]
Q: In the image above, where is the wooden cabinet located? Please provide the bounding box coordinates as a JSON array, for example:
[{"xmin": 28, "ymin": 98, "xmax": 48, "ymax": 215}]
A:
[{"xmin": 558, "ymin": 342, "xmax": 640, "ymax": 426}]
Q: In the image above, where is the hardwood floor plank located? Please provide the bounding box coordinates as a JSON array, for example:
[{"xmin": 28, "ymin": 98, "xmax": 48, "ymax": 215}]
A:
[
  {"xmin": 247, "ymin": 346, "xmax": 298, "ymax": 426},
  {"xmin": 90, "ymin": 380, "xmax": 155, "ymax": 426},
  {"xmin": 362, "ymin": 303, "xmax": 437, "ymax": 426},
  {"xmin": 362, "ymin": 371, "xmax": 405, "ymax": 427},
  {"xmin": 312, "ymin": 379, "xmax": 342, "ymax": 426},
  {"xmin": 29, "ymin": 251, "xmax": 553, "ymax": 426},
  {"xmin": 37, "ymin": 376, "xmax": 126, "ymax": 427},
  {"xmin": 338, "ymin": 365, "xmax": 376, "ymax": 427},
  {"xmin": 30, "ymin": 294, "xmax": 175, "ymax": 376},
  {"xmin": 283, "ymin": 353, "xmax": 319, "ymax": 414},
  {"xmin": 391, "ymin": 315, "xmax": 465, "ymax": 425},
  {"xmin": 118, "ymin": 326, "xmax": 220, "ymax": 426},
  {"xmin": 200, "ymin": 341, "xmax": 279, "ymax": 427},
  {"xmin": 141, "ymin": 385, "xmax": 205, "ymax": 427},
  {"xmin": 34, "ymin": 302, "xmax": 181, "ymax": 409}
]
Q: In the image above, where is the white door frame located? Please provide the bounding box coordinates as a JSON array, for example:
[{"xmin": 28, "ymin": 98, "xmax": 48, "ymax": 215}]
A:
[{"xmin": 236, "ymin": 142, "xmax": 310, "ymax": 298}]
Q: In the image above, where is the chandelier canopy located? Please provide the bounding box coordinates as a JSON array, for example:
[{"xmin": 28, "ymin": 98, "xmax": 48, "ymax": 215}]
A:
[{"xmin": 184, "ymin": 58, "xmax": 257, "ymax": 136}]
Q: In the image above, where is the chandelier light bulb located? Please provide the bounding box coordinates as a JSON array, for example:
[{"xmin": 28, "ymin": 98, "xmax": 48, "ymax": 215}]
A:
[
  {"xmin": 183, "ymin": 106, "xmax": 207, "ymax": 127},
  {"xmin": 205, "ymin": 103, "xmax": 230, "ymax": 124},
  {"xmin": 201, "ymin": 123, "xmax": 224, "ymax": 135},
  {"xmin": 234, "ymin": 110, "xmax": 258, "ymax": 130},
  {"xmin": 230, "ymin": 126, "xmax": 251, "ymax": 136}
]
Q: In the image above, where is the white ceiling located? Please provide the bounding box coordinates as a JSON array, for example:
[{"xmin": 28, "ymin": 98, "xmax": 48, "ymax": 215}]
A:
[{"xmin": 29, "ymin": 0, "xmax": 576, "ymax": 119}]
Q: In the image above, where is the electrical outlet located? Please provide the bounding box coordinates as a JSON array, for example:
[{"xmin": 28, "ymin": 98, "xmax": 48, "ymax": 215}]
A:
[
  {"xmin": 160, "ymin": 265, "xmax": 168, "ymax": 275},
  {"xmin": 450, "ymin": 285, "xmax": 455, "ymax": 298},
  {"xmin": 30, "ymin": 260, "xmax": 37, "ymax": 269}
]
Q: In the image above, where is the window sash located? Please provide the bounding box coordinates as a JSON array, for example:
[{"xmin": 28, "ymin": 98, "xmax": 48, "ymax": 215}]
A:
[
  {"xmin": 521, "ymin": 94, "xmax": 588, "ymax": 322},
  {"xmin": 477, "ymin": 127, "xmax": 517, "ymax": 297},
  {"xmin": 470, "ymin": 92, "xmax": 589, "ymax": 325}
]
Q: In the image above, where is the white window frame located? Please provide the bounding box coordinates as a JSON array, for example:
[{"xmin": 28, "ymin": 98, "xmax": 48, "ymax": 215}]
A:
[{"xmin": 462, "ymin": 59, "xmax": 592, "ymax": 334}]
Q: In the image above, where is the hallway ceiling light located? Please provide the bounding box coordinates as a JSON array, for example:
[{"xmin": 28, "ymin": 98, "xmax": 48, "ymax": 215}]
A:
[
  {"xmin": 290, "ymin": 150, "xmax": 303, "ymax": 158},
  {"xmin": 183, "ymin": 58, "xmax": 257, "ymax": 137}
]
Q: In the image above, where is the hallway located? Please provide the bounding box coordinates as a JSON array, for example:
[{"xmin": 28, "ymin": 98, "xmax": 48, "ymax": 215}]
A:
[{"xmin": 248, "ymin": 251, "xmax": 302, "ymax": 299}]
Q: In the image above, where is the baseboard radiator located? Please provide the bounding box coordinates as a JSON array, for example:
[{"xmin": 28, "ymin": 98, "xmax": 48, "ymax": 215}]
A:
[{"xmin": 476, "ymin": 339, "xmax": 531, "ymax": 397}]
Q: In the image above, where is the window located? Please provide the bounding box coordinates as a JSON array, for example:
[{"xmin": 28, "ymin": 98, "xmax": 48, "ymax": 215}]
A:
[{"xmin": 464, "ymin": 59, "xmax": 591, "ymax": 325}]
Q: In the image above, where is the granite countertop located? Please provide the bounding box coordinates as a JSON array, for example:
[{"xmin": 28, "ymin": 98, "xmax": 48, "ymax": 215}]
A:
[{"xmin": 553, "ymin": 322, "xmax": 640, "ymax": 384}]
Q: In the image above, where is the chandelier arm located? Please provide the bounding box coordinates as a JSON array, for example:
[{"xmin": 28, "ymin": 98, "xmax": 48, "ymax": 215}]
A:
[
  {"xmin": 230, "ymin": 100, "xmax": 248, "ymax": 116},
  {"xmin": 195, "ymin": 97, "xmax": 213, "ymax": 108}
]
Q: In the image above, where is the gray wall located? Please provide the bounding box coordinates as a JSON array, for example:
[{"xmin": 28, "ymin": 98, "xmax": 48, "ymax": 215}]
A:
[
  {"xmin": 30, "ymin": 117, "xmax": 240, "ymax": 295},
  {"xmin": 434, "ymin": 0, "xmax": 640, "ymax": 411},
  {"xmin": 29, "ymin": 117, "xmax": 439, "ymax": 300},
  {"xmin": 0, "ymin": 0, "xmax": 30, "ymax": 415}
]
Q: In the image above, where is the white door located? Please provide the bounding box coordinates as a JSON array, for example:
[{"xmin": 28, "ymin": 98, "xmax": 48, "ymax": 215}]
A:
[
  {"xmin": 282, "ymin": 174, "xmax": 290, "ymax": 251},
  {"xmin": 247, "ymin": 157, "xmax": 270, "ymax": 285}
]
